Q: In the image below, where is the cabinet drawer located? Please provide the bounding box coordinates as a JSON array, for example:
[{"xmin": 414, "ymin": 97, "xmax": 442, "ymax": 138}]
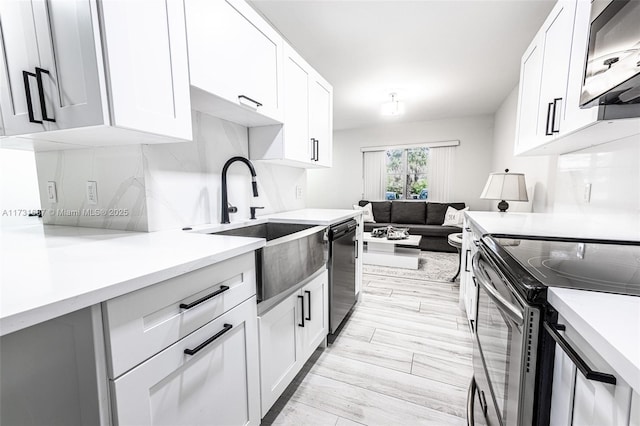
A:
[
  {"xmin": 104, "ymin": 252, "xmax": 256, "ymax": 378},
  {"xmin": 111, "ymin": 297, "xmax": 260, "ymax": 426}
]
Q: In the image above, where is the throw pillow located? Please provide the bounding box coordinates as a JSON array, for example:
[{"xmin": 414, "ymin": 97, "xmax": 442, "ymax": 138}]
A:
[
  {"xmin": 442, "ymin": 206, "xmax": 469, "ymax": 227},
  {"xmin": 353, "ymin": 203, "xmax": 375, "ymax": 222}
]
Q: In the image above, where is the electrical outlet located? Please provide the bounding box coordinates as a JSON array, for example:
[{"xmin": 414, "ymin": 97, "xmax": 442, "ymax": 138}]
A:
[
  {"xmin": 295, "ymin": 185, "xmax": 303, "ymax": 199},
  {"xmin": 86, "ymin": 181, "xmax": 98, "ymax": 205},
  {"xmin": 47, "ymin": 181, "xmax": 57, "ymax": 203},
  {"xmin": 583, "ymin": 183, "xmax": 592, "ymax": 203}
]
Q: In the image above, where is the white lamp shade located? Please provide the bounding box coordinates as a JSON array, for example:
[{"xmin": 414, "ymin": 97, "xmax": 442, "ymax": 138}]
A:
[{"xmin": 480, "ymin": 172, "xmax": 528, "ymax": 201}]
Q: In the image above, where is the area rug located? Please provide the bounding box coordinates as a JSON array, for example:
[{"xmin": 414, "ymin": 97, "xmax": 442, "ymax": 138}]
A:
[{"xmin": 363, "ymin": 251, "xmax": 459, "ymax": 283}]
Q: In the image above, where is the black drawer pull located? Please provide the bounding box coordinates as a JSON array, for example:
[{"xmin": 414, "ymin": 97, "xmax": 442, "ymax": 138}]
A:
[
  {"xmin": 180, "ymin": 285, "xmax": 230, "ymax": 310},
  {"xmin": 184, "ymin": 323, "xmax": 233, "ymax": 356},
  {"xmin": 551, "ymin": 98, "xmax": 562, "ymax": 134},
  {"xmin": 298, "ymin": 295, "xmax": 305, "ymax": 327},
  {"xmin": 35, "ymin": 68, "xmax": 55, "ymax": 122},
  {"xmin": 238, "ymin": 95, "xmax": 262, "ymax": 108},
  {"xmin": 544, "ymin": 321, "xmax": 616, "ymax": 385},
  {"xmin": 464, "ymin": 249, "xmax": 471, "ymax": 272},
  {"xmin": 305, "ymin": 290, "xmax": 311, "ymax": 321},
  {"xmin": 23, "ymin": 71, "xmax": 43, "ymax": 124}
]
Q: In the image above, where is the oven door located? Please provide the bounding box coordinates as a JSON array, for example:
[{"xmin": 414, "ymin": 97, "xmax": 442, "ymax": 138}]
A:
[{"xmin": 471, "ymin": 251, "xmax": 528, "ymax": 426}]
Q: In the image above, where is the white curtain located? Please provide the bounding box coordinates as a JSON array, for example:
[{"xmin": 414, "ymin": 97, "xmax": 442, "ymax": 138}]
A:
[
  {"xmin": 362, "ymin": 151, "xmax": 387, "ymax": 200},
  {"xmin": 427, "ymin": 146, "xmax": 455, "ymax": 202}
]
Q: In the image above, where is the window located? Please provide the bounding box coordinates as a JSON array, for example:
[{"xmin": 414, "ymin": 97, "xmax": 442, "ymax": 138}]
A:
[
  {"xmin": 385, "ymin": 147, "xmax": 429, "ymax": 200},
  {"xmin": 362, "ymin": 141, "xmax": 457, "ymax": 202}
]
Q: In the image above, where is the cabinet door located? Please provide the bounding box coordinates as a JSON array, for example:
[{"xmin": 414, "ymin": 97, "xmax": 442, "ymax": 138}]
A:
[
  {"xmin": 0, "ymin": 0, "xmax": 47, "ymax": 135},
  {"xmin": 561, "ymin": 0, "xmax": 598, "ymax": 134},
  {"xmin": 112, "ymin": 297, "xmax": 260, "ymax": 426},
  {"xmin": 536, "ymin": 0, "xmax": 577, "ymax": 138},
  {"xmin": 283, "ymin": 46, "xmax": 311, "ymax": 163},
  {"xmin": 515, "ymin": 37, "xmax": 543, "ymax": 154},
  {"xmin": 572, "ymin": 370, "xmax": 632, "ymax": 426},
  {"xmin": 258, "ymin": 291, "xmax": 302, "ymax": 416},
  {"xmin": 299, "ymin": 271, "xmax": 328, "ymax": 360},
  {"xmin": 186, "ymin": 0, "xmax": 282, "ymax": 122},
  {"xmin": 549, "ymin": 344, "xmax": 577, "ymax": 426},
  {"xmin": 459, "ymin": 221, "xmax": 471, "ymax": 313},
  {"xmin": 100, "ymin": 0, "xmax": 191, "ymax": 141},
  {"xmin": 32, "ymin": 0, "xmax": 103, "ymax": 131},
  {"xmin": 309, "ymin": 75, "xmax": 332, "ymax": 167}
]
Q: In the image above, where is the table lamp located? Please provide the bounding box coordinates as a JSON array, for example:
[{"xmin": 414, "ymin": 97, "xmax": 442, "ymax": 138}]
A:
[{"xmin": 480, "ymin": 169, "xmax": 528, "ymax": 212}]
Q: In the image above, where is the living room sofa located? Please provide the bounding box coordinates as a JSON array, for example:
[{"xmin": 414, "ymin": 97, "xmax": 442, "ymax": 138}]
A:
[{"xmin": 358, "ymin": 200, "xmax": 466, "ymax": 252}]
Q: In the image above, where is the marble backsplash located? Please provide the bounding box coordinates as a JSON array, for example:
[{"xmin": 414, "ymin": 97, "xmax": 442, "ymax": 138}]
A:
[
  {"xmin": 35, "ymin": 113, "xmax": 306, "ymax": 232},
  {"xmin": 554, "ymin": 136, "xmax": 639, "ymax": 219}
]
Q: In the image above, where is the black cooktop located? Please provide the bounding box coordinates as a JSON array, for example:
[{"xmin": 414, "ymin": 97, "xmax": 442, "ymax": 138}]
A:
[{"xmin": 484, "ymin": 236, "xmax": 640, "ymax": 299}]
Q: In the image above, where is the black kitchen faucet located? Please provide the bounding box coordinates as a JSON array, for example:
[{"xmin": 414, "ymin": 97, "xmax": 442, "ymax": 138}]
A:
[{"xmin": 220, "ymin": 156, "xmax": 261, "ymax": 224}]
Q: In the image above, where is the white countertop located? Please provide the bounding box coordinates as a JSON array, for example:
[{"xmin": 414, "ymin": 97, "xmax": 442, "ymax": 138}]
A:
[
  {"xmin": 266, "ymin": 208, "xmax": 361, "ymax": 225},
  {"xmin": 0, "ymin": 208, "xmax": 359, "ymax": 337},
  {"xmin": 548, "ymin": 288, "xmax": 640, "ymax": 392},
  {"xmin": 466, "ymin": 211, "xmax": 640, "ymax": 242},
  {"xmin": 0, "ymin": 221, "xmax": 264, "ymax": 337}
]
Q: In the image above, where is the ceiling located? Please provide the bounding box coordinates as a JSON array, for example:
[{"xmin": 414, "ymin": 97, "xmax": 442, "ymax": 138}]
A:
[{"xmin": 249, "ymin": 0, "xmax": 556, "ymax": 131}]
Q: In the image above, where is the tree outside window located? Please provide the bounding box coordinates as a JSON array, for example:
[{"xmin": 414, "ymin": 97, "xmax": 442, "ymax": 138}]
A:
[{"xmin": 385, "ymin": 147, "xmax": 429, "ymax": 199}]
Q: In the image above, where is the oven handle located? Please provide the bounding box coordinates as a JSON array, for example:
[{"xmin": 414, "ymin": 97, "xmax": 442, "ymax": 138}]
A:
[
  {"xmin": 472, "ymin": 252, "xmax": 524, "ymax": 326},
  {"xmin": 467, "ymin": 377, "xmax": 476, "ymax": 425},
  {"xmin": 543, "ymin": 321, "xmax": 617, "ymax": 385}
]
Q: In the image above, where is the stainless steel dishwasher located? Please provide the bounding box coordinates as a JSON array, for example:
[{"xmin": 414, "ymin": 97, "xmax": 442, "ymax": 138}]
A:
[{"xmin": 327, "ymin": 218, "xmax": 358, "ymax": 342}]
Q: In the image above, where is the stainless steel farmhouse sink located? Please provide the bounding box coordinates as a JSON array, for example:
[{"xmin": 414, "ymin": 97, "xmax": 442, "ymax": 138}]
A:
[{"xmin": 211, "ymin": 223, "xmax": 327, "ymax": 302}]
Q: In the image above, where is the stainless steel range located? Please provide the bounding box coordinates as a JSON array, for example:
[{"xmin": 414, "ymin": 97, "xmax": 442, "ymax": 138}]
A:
[{"xmin": 468, "ymin": 235, "xmax": 640, "ymax": 425}]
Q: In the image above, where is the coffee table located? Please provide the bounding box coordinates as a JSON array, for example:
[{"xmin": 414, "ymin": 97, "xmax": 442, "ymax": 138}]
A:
[{"xmin": 362, "ymin": 232, "xmax": 422, "ymax": 270}]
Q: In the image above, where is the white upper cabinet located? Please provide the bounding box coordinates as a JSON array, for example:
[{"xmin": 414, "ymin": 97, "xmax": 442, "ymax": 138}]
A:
[
  {"xmin": 0, "ymin": 0, "xmax": 192, "ymax": 149},
  {"xmin": 309, "ymin": 75, "xmax": 333, "ymax": 167},
  {"xmin": 248, "ymin": 43, "xmax": 333, "ymax": 168},
  {"xmin": 185, "ymin": 0, "xmax": 283, "ymax": 126},
  {"xmin": 515, "ymin": 0, "xmax": 576, "ymax": 155},
  {"xmin": 515, "ymin": 0, "xmax": 640, "ymax": 156}
]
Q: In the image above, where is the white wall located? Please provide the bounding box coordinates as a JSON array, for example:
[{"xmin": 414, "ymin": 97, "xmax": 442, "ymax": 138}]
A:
[
  {"xmin": 33, "ymin": 113, "xmax": 306, "ymax": 232},
  {"xmin": 0, "ymin": 149, "xmax": 41, "ymax": 213},
  {"xmin": 307, "ymin": 115, "xmax": 495, "ymax": 211},
  {"xmin": 490, "ymin": 86, "xmax": 557, "ymax": 212}
]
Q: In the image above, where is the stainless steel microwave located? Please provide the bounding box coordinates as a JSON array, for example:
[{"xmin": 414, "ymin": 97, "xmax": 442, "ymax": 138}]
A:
[{"xmin": 580, "ymin": 0, "xmax": 640, "ymax": 111}]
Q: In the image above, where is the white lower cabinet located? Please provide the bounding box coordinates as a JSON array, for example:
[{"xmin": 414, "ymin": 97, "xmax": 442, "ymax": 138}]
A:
[
  {"xmin": 459, "ymin": 218, "xmax": 479, "ymax": 333},
  {"xmin": 111, "ymin": 297, "xmax": 260, "ymax": 426},
  {"xmin": 549, "ymin": 316, "xmax": 634, "ymax": 426},
  {"xmin": 258, "ymin": 270, "xmax": 328, "ymax": 416}
]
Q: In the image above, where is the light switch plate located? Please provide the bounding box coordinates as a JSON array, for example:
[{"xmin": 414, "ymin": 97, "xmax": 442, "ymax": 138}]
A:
[
  {"xmin": 86, "ymin": 181, "xmax": 98, "ymax": 205},
  {"xmin": 47, "ymin": 181, "xmax": 57, "ymax": 203}
]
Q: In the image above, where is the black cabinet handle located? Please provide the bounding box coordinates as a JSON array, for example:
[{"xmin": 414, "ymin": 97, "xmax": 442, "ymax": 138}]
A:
[
  {"xmin": 35, "ymin": 68, "xmax": 55, "ymax": 122},
  {"xmin": 305, "ymin": 290, "xmax": 311, "ymax": 321},
  {"xmin": 22, "ymin": 71, "xmax": 42, "ymax": 124},
  {"xmin": 180, "ymin": 285, "xmax": 230, "ymax": 310},
  {"xmin": 298, "ymin": 295, "xmax": 305, "ymax": 327},
  {"xmin": 355, "ymin": 239, "xmax": 358, "ymax": 259},
  {"xmin": 545, "ymin": 102, "xmax": 554, "ymax": 136},
  {"xmin": 464, "ymin": 249, "xmax": 471, "ymax": 272},
  {"xmin": 184, "ymin": 323, "xmax": 232, "ymax": 356},
  {"xmin": 543, "ymin": 321, "xmax": 616, "ymax": 385},
  {"xmin": 310, "ymin": 138, "xmax": 316, "ymax": 161},
  {"xmin": 551, "ymin": 97, "xmax": 562, "ymax": 134},
  {"xmin": 238, "ymin": 95, "xmax": 262, "ymax": 108},
  {"xmin": 314, "ymin": 138, "xmax": 319, "ymax": 162}
]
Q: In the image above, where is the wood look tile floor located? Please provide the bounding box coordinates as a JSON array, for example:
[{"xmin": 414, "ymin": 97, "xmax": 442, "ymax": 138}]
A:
[{"xmin": 261, "ymin": 269, "xmax": 474, "ymax": 426}]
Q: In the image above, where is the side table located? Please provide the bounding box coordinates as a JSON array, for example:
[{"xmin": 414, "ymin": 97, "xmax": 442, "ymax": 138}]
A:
[{"xmin": 447, "ymin": 232, "xmax": 463, "ymax": 282}]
